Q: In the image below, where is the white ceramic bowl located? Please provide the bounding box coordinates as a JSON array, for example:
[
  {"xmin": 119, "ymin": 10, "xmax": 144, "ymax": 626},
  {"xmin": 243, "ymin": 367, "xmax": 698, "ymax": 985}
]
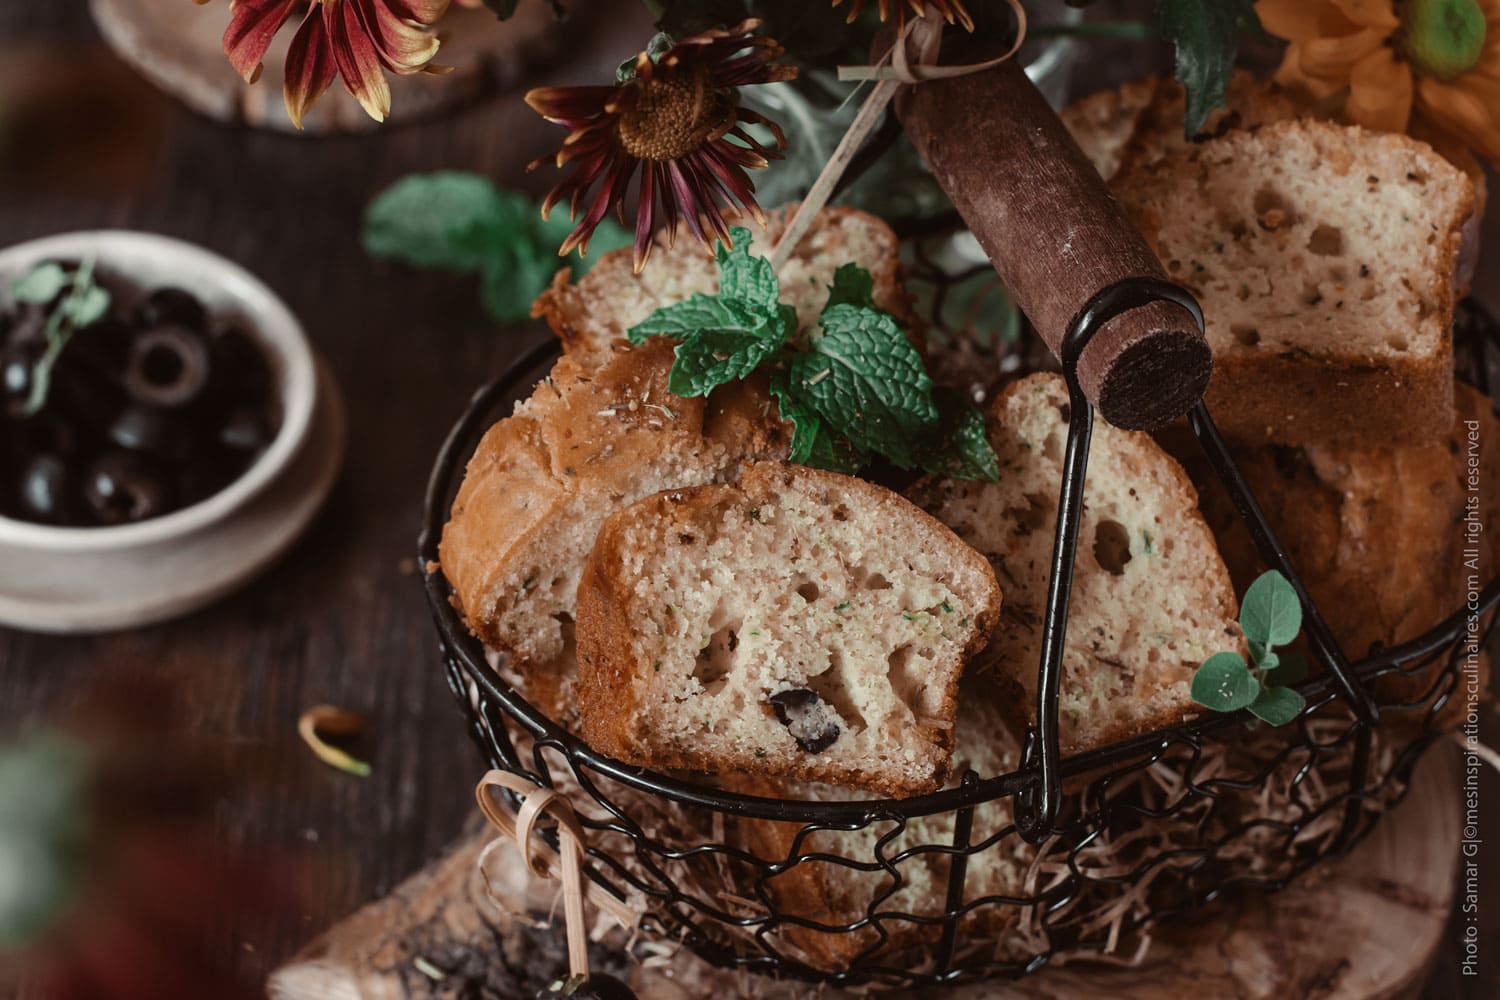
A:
[{"xmin": 0, "ymin": 231, "xmax": 329, "ymax": 632}]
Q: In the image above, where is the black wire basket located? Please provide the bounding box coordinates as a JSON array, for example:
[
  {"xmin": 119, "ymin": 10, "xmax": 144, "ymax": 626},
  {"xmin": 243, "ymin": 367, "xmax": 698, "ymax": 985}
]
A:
[{"xmin": 419, "ymin": 255, "xmax": 1500, "ymax": 990}]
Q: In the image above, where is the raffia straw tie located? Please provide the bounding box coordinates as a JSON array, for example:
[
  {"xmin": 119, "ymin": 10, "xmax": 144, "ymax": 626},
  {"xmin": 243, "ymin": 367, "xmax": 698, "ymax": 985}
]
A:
[
  {"xmin": 767, "ymin": 1, "xmax": 1027, "ymax": 273},
  {"xmin": 475, "ymin": 770, "xmax": 638, "ymax": 980}
]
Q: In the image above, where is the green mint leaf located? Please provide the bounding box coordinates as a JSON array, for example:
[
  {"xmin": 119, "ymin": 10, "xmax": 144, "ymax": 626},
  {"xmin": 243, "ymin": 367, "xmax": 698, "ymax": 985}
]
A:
[
  {"xmin": 11, "ymin": 263, "xmax": 68, "ymax": 305},
  {"xmin": 59, "ymin": 285, "xmax": 109, "ymax": 329},
  {"xmin": 1268, "ymin": 649, "xmax": 1309, "ymax": 687},
  {"xmin": 363, "ymin": 172, "xmax": 627, "ymax": 323},
  {"xmin": 920, "ymin": 387, "xmax": 1000, "ymax": 483},
  {"xmin": 715, "ymin": 227, "xmax": 780, "ymax": 311},
  {"xmin": 1191, "ymin": 652, "xmax": 1260, "ymax": 712},
  {"xmin": 824, "ymin": 263, "xmax": 875, "ymax": 311},
  {"xmin": 670, "ymin": 320, "xmax": 790, "ymax": 397},
  {"xmin": 1247, "ymin": 685, "xmax": 1305, "ymax": 726},
  {"xmin": 1154, "ymin": 0, "xmax": 1260, "ymax": 136},
  {"xmin": 628, "ymin": 293, "xmax": 770, "ymax": 345},
  {"xmin": 478, "ymin": 250, "xmax": 558, "ymax": 324},
  {"xmin": 792, "ymin": 304, "xmax": 936, "ymax": 468},
  {"xmin": 769, "ymin": 371, "xmax": 823, "ymax": 465},
  {"xmin": 804, "ymin": 426, "xmax": 867, "ymax": 476},
  {"xmin": 1239, "ymin": 570, "xmax": 1301, "ymax": 648},
  {"xmin": 363, "ymin": 171, "xmax": 519, "ymax": 271}
]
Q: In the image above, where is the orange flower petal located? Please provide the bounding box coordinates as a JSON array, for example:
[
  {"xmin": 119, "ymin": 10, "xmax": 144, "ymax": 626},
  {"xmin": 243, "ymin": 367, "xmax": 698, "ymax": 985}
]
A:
[
  {"xmin": 1298, "ymin": 26, "xmax": 1387, "ymax": 79},
  {"xmin": 330, "ymin": 0, "xmax": 392, "ymax": 122},
  {"xmin": 1329, "ymin": 0, "xmax": 1398, "ymax": 31},
  {"xmin": 1418, "ymin": 76, "xmax": 1500, "ymax": 162},
  {"xmin": 282, "ymin": 4, "xmax": 338, "ymax": 129},
  {"xmin": 1346, "ymin": 47, "xmax": 1413, "ymax": 132},
  {"xmin": 223, "ymin": 0, "xmax": 300, "ymax": 83},
  {"xmin": 1275, "ymin": 44, "xmax": 1354, "ymax": 99},
  {"xmin": 1256, "ymin": 0, "xmax": 1337, "ymax": 42}
]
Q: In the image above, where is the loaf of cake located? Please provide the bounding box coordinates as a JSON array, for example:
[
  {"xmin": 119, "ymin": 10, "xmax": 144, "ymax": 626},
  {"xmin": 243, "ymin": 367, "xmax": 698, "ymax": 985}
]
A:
[
  {"xmin": 438, "ymin": 340, "xmax": 787, "ymax": 726},
  {"xmin": 1112, "ymin": 120, "xmax": 1474, "ymax": 449},
  {"xmin": 574, "ymin": 462, "xmax": 1002, "ymax": 796},
  {"xmin": 910, "ymin": 373, "xmax": 1243, "ymax": 755},
  {"xmin": 1165, "ymin": 381, "xmax": 1500, "ymax": 728},
  {"xmin": 533, "ymin": 205, "xmax": 912, "ymax": 360},
  {"xmin": 734, "ymin": 682, "xmax": 1029, "ymax": 969}
]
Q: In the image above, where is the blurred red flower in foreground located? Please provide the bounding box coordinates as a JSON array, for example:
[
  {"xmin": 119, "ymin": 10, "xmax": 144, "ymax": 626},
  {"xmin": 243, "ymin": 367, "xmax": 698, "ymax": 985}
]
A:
[
  {"xmin": 526, "ymin": 20, "xmax": 798, "ymax": 273},
  {"xmin": 217, "ymin": 0, "xmax": 452, "ymax": 128}
]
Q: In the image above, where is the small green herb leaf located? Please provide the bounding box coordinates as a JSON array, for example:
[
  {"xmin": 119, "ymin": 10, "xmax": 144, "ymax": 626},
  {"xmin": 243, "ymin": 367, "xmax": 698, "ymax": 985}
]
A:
[
  {"xmin": 920, "ymin": 387, "xmax": 1000, "ymax": 483},
  {"xmin": 715, "ymin": 228, "xmax": 780, "ymax": 312},
  {"xmin": 769, "ymin": 370, "xmax": 822, "ymax": 465},
  {"xmin": 362, "ymin": 171, "xmax": 627, "ymax": 323},
  {"xmin": 1191, "ymin": 652, "xmax": 1260, "ymax": 712},
  {"xmin": 1247, "ymin": 685, "xmax": 1305, "ymax": 726},
  {"xmin": 1154, "ymin": 0, "xmax": 1261, "ymax": 136},
  {"xmin": 1248, "ymin": 643, "xmax": 1275, "ymax": 671},
  {"xmin": 793, "ymin": 304, "xmax": 936, "ymax": 468},
  {"xmin": 804, "ymin": 425, "xmax": 867, "ymax": 475},
  {"xmin": 59, "ymin": 285, "xmax": 109, "ymax": 329},
  {"xmin": 1239, "ymin": 570, "xmax": 1301, "ymax": 648},
  {"xmin": 627, "ymin": 293, "xmax": 769, "ymax": 345},
  {"xmin": 825, "ymin": 263, "xmax": 875, "ymax": 310},
  {"xmin": 670, "ymin": 322, "xmax": 789, "ymax": 397},
  {"xmin": 11, "ymin": 262, "xmax": 68, "ymax": 304}
]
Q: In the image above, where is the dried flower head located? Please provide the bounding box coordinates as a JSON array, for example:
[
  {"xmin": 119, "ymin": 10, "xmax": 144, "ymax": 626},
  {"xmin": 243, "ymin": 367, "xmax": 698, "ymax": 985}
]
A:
[
  {"xmin": 526, "ymin": 20, "xmax": 798, "ymax": 273},
  {"xmin": 831, "ymin": 0, "xmax": 974, "ymax": 32},
  {"xmin": 221, "ymin": 0, "xmax": 453, "ymax": 128}
]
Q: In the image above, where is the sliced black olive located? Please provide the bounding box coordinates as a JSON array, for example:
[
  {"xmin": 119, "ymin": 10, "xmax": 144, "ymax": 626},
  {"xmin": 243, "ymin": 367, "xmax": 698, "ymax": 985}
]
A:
[
  {"xmin": 137, "ymin": 287, "xmax": 208, "ymax": 332},
  {"xmin": 107, "ymin": 404, "xmax": 195, "ymax": 464},
  {"xmin": 177, "ymin": 448, "xmax": 243, "ymax": 505},
  {"xmin": 84, "ymin": 451, "xmax": 169, "ymax": 524},
  {"xmin": 18, "ymin": 454, "xmax": 73, "ymax": 524},
  {"xmin": 123, "ymin": 325, "xmax": 211, "ymax": 409},
  {"xmin": 769, "ymin": 688, "xmax": 841, "ymax": 754},
  {"xmin": 535, "ymin": 974, "xmax": 637, "ymax": 1000}
]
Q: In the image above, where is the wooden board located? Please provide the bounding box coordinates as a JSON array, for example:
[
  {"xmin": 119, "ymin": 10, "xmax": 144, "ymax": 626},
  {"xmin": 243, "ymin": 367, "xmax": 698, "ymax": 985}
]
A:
[
  {"xmin": 89, "ymin": 0, "xmax": 568, "ymax": 133},
  {"xmin": 269, "ymin": 744, "xmax": 1462, "ymax": 999}
]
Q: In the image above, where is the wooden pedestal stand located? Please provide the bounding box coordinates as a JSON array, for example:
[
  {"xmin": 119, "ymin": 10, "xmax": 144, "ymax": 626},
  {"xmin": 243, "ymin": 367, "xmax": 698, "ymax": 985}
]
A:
[{"xmin": 269, "ymin": 743, "xmax": 1462, "ymax": 1000}]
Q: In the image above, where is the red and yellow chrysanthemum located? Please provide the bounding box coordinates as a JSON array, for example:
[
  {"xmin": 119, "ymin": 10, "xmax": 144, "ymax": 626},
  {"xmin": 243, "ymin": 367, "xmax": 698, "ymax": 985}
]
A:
[
  {"xmin": 525, "ymin": 20, "xmax": 798, "ymax": 273},
  {"xmin": 831, "ymin": 0, "xmax": 974, "ymax": 31},
  {"xmin": 1257, "ymin": 0, "xmax": 1500, "ymax": 162},
  {"xmin": 219, "ymin": 0, "xmax": 452, "ymax": 128}
]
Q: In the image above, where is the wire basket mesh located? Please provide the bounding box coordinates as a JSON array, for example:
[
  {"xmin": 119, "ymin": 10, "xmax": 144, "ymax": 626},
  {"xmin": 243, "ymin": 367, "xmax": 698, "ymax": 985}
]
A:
[{"xmin": 419, "ymin": 246, "xmax": 1500, "ymax": 989}]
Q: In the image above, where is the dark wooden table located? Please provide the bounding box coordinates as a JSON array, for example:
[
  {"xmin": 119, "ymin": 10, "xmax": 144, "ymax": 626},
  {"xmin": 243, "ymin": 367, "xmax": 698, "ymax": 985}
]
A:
[{"xmin": 0, "ymin": 3, "xmax": 1495, "ymax": 997}]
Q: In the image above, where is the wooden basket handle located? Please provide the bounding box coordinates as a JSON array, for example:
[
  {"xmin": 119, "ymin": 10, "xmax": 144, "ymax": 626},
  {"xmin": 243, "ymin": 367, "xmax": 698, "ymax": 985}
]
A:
[{"xmin": 897, "ymin": 57, "xmax": 1212, "ymax": 429}]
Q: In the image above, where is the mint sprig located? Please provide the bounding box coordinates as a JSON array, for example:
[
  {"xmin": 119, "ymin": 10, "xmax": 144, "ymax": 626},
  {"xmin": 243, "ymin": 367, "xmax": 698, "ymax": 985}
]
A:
[
  {"xmin": 10, "ymin": 257, "xmax": 111, "ymax": 418},
  {"xmin": 1155, "ymin": 0, "xmax": 1262, "ymax": 136},
  {"xmin": 361, "ymin": 171, "xmax": 629, "ymax": 324},
  {"xmin": 626, "ymin": 227, "xmax": 999, "ymax": 481},
  {"xmin": 1190, "ymin": 570, "xmax": 1308, "ymax": 726}
]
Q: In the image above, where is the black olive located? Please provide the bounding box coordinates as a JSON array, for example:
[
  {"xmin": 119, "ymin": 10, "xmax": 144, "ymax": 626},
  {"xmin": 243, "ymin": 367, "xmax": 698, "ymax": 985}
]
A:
[
  {"xmin": 177, "ymin": 447, "xmax": 244, "ymax": 505},
  {"xmin": 17, "ymin": 454, "xmax": 74, "ymax": 524},
  {"xmin": 107, "ymin": 404, "xmax": 195, "ymax": 464},
  {"xmin": 534, "ymin": 974, "xmax": 637, "ymax": 1000},
  {"xmin": 137, "ymin": 287, "xmax": 208, "ymax": 332},
  {"xmin": 123, "ymin": 325, "xmax": 211, "ymax": 409},
  {"xmin": 210, "ymin": 327, "xmax": 273, "ymax": 405},
  {"xmin": 84, "ymin": 451, "xmax": 169, "ymax": 524},
  {"xmin": 1, "ymin": 341, "xmax": 42, "ymax": 417},
  {"xmin": 769, "ymin": 688, "xmax": 841, "ymax": 754}
]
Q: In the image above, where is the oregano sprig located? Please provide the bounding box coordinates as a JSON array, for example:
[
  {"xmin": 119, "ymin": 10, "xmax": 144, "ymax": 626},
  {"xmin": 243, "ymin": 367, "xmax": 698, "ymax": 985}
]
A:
[
  {"xmin": 1190, "ymin": 570, "xmax": 1309, "ymax": 726},
  {"xmin": 10, "ymin": 257, "xmax": 111, "ymax": 418},
  {"xmin": 626, "ymin": 227, "xmax": 1000, "ymax": 482}
]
